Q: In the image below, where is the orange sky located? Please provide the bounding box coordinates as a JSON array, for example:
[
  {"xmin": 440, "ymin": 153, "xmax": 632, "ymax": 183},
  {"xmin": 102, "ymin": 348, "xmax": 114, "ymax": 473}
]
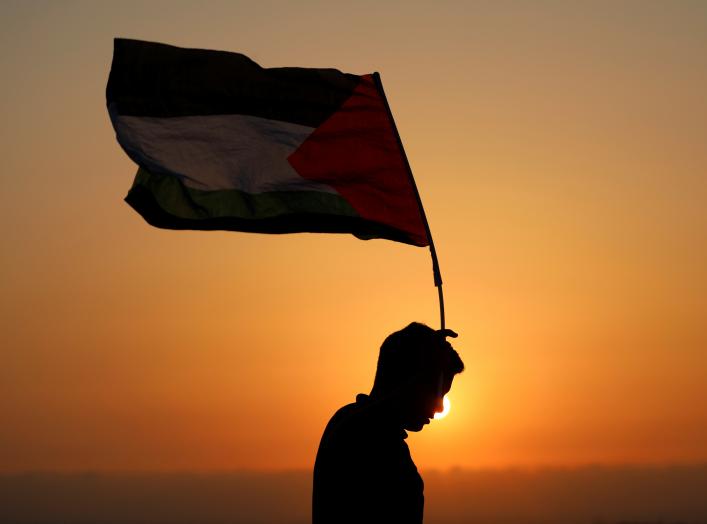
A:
[{"xmin": 1, "ymin": 1, "xmax": 706, "ymax": 472}]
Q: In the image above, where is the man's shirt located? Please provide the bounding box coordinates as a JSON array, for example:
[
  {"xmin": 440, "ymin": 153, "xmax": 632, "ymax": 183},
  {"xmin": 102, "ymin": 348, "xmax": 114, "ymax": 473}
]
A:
[{"xmin": 312, "ymin": 393, "xmax": 424, "ymax": 524}]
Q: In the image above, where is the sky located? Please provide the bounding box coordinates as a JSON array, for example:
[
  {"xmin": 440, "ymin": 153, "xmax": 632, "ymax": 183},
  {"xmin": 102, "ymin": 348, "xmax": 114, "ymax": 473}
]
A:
[{"xmin": 1, "ymin": 0, "xmax": 706, "ymax": 472}]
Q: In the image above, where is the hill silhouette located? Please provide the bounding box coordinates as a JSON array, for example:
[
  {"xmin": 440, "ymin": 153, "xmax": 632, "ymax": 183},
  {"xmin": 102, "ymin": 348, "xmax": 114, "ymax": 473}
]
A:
[{"xmin": 1, "ymin": 465, "xmax": 706, "ymax": 524}]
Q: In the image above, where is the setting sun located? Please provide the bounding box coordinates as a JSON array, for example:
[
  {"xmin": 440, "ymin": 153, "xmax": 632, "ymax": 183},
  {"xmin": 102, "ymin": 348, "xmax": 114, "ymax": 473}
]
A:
[{"xmin": 434, "ymin": 395, "xmax": 451, "ymax": 420}]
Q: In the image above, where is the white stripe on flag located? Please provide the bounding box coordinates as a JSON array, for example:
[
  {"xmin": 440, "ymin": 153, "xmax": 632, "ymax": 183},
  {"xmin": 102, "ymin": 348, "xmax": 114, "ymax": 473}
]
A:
[{"xmin": 112, "ymin": 111, "xmax": 337, "ymax": 194}]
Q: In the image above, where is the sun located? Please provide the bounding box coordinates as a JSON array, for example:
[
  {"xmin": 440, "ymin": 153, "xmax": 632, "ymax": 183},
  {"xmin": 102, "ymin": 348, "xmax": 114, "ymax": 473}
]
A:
[{"xmin": 433, "ymin": 395, "xmax": 451, "ymax": 420}]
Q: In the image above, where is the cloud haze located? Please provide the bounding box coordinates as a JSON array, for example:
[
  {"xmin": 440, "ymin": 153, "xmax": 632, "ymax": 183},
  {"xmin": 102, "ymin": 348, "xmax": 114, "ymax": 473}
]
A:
[{"xmin": 2, "ymin": 466, "xmax": 706, "ymax": 524}]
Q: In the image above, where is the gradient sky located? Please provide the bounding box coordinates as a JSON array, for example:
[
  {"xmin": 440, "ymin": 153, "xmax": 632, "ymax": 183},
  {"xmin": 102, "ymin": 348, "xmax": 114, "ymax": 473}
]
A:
[{"xmin": 1, "ymin": 0, "xmax": 706, "ymax": 472}]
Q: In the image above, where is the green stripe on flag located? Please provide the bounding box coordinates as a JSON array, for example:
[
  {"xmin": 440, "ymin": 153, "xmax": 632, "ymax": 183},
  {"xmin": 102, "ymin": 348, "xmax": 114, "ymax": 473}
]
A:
[
  {"xmin": 125, "ymin": 167, "xmax": 418, "ymax": 244},
  {"xmin": 129, "ymin": 167, "xmax": 360, "ymax": 220}
]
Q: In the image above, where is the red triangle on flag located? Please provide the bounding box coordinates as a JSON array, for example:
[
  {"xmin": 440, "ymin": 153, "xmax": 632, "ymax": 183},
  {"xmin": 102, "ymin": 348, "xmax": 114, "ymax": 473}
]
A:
[{"xmin": 288, "ymin": 74, "xmax": 429, "ymax": 247}]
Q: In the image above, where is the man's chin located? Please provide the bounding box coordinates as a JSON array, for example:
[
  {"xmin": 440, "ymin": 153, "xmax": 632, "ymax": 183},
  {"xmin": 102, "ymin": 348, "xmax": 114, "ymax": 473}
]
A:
[{"xmin": 404, "ymin": 418, "xmax": 430, "ymax": 432}]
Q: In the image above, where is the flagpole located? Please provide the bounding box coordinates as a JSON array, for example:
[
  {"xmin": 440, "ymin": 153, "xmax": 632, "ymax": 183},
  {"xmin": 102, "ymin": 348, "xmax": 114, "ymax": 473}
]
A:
[{"xmin": 372, "ymin": 72, "xmax": 445, "ymax": 331}]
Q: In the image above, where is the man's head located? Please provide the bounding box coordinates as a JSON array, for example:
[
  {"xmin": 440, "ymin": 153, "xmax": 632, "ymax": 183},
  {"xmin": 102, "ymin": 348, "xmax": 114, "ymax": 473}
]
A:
[{"xmin": 371, "ymin": 322, "xmax": 465, "ymax": 431}]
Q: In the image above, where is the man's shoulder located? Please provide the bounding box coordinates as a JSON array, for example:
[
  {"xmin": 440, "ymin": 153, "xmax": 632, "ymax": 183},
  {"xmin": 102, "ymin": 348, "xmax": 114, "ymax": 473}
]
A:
[
  {"xmin": 319, "ymin": 394, "xmax": 406, "ymax": 451},
  {"xmin": 322, "ymin": 394, "xmax": 374, "ymax": 439}
]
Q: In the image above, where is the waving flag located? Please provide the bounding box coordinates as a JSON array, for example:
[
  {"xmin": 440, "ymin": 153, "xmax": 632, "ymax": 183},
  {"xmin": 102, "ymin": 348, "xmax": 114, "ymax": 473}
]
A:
[{"xmin": 107, "ymin": 39, "xmax": 429, "ymax": 247}]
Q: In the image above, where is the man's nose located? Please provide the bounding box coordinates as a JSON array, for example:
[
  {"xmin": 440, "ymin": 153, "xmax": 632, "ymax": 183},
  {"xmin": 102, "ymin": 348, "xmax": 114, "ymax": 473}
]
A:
[{"xmin": 433, "ymin": 396, "xmax": 444, "ymax": 413}]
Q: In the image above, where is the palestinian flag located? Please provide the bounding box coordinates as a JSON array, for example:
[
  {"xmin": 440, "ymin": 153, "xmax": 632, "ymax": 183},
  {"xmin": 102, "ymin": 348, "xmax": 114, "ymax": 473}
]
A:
[{"xmin": 107, "ymin": 38, "xmax": 429, "ymax": 247}]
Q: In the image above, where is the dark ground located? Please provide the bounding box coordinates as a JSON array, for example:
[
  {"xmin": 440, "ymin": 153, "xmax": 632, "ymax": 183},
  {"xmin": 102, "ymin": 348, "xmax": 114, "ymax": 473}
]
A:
[{"xmin": 1, "ymin": 465, "xmax": 706, "ymax": 524}]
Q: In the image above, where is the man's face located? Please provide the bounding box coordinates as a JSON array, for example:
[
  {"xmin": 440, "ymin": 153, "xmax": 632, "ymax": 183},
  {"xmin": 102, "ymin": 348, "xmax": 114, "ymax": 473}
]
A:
[{"xmin": 401, "ymin": 372, "xmax": 454, "ymax": 432}]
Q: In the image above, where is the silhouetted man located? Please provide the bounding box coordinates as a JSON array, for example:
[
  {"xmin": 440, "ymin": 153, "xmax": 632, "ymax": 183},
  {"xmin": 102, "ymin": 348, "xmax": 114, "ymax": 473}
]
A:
[{"xmin": 313, "ymin": 322, "xmax": 464, "ymax": 523}]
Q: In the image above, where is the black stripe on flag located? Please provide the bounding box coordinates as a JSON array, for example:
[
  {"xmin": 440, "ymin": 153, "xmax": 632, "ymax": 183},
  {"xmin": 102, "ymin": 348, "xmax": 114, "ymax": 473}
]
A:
[{"xmin": 107, "ymin": 39, "xmax": 360, "ymax": 128}]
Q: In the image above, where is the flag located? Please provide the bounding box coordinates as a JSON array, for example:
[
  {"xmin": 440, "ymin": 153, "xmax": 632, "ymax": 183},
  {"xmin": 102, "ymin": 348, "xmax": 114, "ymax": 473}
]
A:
[{"xmin": 107, "ymin": 38, "xmax": 429, "ymax": 247}]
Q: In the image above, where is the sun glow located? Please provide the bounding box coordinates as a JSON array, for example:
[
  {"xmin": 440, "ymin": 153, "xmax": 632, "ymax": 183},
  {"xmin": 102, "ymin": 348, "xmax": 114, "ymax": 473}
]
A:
[{"xmin": 434, "ymin": 395, "xmax": 451, "ymax": 420}]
